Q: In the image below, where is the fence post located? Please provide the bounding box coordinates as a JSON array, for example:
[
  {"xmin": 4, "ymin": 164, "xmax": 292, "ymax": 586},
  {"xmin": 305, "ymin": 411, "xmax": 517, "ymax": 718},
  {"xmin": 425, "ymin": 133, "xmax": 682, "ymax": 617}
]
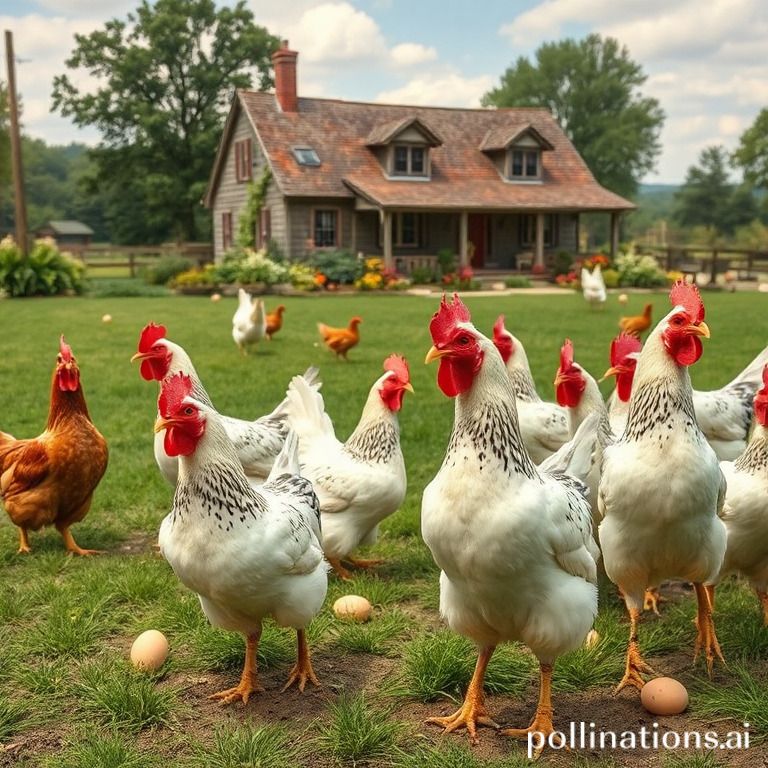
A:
[
  {"xmin": 129, "ymin": 253, "xmax": 135, "ymax": 278},
  {"xmin": 709, "ymin": 250, "xmax": 718, "ymax": 285}
]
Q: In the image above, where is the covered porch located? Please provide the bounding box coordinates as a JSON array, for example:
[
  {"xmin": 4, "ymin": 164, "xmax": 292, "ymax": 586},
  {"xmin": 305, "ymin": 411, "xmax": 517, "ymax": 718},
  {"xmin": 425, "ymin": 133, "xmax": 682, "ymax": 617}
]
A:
[{"xmin": 349, "ymin": 203, "xmax": 624, "ymax": 275}]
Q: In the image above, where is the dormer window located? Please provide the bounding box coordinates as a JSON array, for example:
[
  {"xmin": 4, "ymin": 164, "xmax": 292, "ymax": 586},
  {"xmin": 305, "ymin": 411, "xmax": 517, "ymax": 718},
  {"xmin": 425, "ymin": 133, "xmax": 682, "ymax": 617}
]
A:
[
  {"xmin": 293, "ymin": 147, "xmax": 320, "ymax": 166},
  {"xmin": 510, "ymin": 148, "xmax": 540, "ymax": 179},
  {"xmin": 393, "ymin": 145, "xmax": 426, "ymax": 176}
]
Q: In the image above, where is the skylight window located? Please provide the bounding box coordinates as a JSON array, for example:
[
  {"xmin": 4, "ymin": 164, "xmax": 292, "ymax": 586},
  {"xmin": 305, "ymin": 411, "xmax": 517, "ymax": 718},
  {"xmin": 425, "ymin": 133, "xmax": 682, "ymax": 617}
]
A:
[{"xmin": 293, "ymin": 147, "xmax": 320, "ymax": 166}]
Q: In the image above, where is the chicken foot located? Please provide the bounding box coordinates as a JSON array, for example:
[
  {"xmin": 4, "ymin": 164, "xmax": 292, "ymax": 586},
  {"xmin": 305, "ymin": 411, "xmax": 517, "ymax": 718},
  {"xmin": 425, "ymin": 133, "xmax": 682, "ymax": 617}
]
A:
[
  {"xmin": 615, "ymin": 607, "xmax": 656, "ymax": 693},
  {"xmin": 327, "ymin": 556, "xmax": 384, "ymax": 580},
  {"xmin": 346, "ymin": 556, "xmax": 385, "ymax": 569},
  {"xmin": 502, "ymin": 663, "xmax": 565, "ymax": 758},
  {"xmin": 643, "ymin": 587, "xmax": 667, "ymax": 615},
  {"xmin": 282, "ymin": 629, "xmax": 320, "ymax": 692},
  {"xmin": 209, "ymin": 629, "xmax": 264, "ymax": 705},
  {"xmin": 17, "ymin": 528, "xmax": 31, "ymax": 554},
  {"xmin": 57, "ymin": 525, "xmax": 103, "ymax": 556},
  {"xmin": 426, "ymin": 645, "xmax": 499, "ymax": 744},
  {"xmin": 693, "ymin": 582, "xmax": 726, "ymax": 677}
]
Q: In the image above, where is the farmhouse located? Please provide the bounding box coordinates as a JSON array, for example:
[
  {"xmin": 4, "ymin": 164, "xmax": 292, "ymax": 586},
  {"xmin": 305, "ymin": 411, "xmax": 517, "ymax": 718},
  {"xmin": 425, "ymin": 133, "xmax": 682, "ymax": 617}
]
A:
[
  {"xmin": 204, "ymin": 42, "xmax": 634, "ymax": 274},
  {"xmin": 34, "ymin": 220, "xmax": 94, "ymax": 251}
]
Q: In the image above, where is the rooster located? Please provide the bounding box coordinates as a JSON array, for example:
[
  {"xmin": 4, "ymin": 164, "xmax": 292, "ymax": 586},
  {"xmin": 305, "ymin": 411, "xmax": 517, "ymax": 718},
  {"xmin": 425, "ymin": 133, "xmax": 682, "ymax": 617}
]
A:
[
  {"xmin": 0, "ymin": 336, "xmax": 108, "ymax": 555},
  {"xmin": 421, "ymin": 295, "xmax": 599, "ymax": 753},
  {"xmin": 710, "ymin": 366, "xmax": 768, "ymax": 626},
  {"xmin": 132, "ymin": 323, "xmax": 319, "ymax": 486},
  {"xmin": 285, "ymin": 355, "xmax": 412, "ymax": 579},
  {"xmin": 581, "ymin": 264, "xmax": 607, "ymax": 309},
  {"xmin": 317, "ymin": 316, "xmax": 362, "ymax": 360},
  {"xmin": 602, "ymin": 336, "xmax": 768, "ymax": 461},
  {"xmin": 232, "ymin": 288, "xmax": 267, "ymax": 355},
  {"xmin": 598, "ymin": 282, "xmax": 727, "ymax": 691},
  {"xmin": 156, "ymin": 372, "xmax": 327, "ymax": 701},
  {"xmin": 619, "ymin": 303, "xmax": 653, "ymax": 338},
  {"xmin": 266, "ymin": 304, "xmax": 286, "ymax": 340},
  {"xmin": 492, "ymin": 316, "xmax": 570, "ymax": 463}
]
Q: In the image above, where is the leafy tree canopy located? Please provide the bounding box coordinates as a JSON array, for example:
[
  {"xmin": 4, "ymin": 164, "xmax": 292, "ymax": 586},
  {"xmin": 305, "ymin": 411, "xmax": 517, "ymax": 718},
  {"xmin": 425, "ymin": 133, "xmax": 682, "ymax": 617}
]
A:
[
  {"xmin": 51, "ymin": 0, "xmax": 279, "ymax": 242},
  {"xmin": 733, "ymin": 108, "xmax": 768, "ymax": 191},
  {"xmin": 673, "ymin": 145, "xmax": 758, "ymax": 236},
  {"xmin": 482, "ymin": 34, "xmax": 664, "ymax": 199}
]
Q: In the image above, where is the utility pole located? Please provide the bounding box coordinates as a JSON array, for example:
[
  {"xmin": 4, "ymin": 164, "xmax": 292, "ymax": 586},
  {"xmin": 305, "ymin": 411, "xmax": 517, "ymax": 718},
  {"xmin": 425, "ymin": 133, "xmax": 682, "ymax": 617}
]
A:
[{"xmin": 5, "ymin": 30, "xmax": 28, "ymax": 256}]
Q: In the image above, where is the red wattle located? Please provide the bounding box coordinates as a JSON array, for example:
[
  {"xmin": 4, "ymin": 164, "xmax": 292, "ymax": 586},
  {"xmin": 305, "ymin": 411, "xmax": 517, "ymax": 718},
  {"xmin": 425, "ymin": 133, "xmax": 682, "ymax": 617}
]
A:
[
  {"xmin": 755, "ymin": 397, "xmax": 768, "ymax": 427},
  {"xmin": 164, "ymin": 426, "xmax": 198, "ymax": 457},
  {"xmin": 617, "ymin": 372, "xmax": 634, "ymax": 402},
  {"xmin": 57, "ymin": 368, "xmax": 79, "ymax": 392},
  {"xmin": 141, "ymin": 357, "xmax": 169, "ymax": 381},
  {"xmin": 380, "ymin": 385, "xmax": 405, "ymax": 412},
  {"xmin": 672, "ymin": 336, "xmax": 702, "ymax": 367},
  {"xmin": 438, "ymin": 358, "xmax": 476, "ymax": 398},
  {"xmin": 556, "ymin": 379, "xmax": 585, "ymax": 408}
]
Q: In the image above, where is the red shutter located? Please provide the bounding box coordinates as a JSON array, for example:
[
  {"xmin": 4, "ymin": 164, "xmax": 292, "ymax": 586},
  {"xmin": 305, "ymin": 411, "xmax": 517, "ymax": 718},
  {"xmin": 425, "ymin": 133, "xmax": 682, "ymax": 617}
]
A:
[
  {"xmin": 244, "ymin": 139, "xmax": 253, "ymax": 181},
  {"xmin": 234, "ymin": 142, "xmax": 241, "ymax": 182}
]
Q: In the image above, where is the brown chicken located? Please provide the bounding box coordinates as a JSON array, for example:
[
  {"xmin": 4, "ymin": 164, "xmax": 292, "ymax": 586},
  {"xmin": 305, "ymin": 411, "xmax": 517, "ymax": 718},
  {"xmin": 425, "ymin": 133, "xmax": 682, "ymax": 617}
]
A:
[
  {"xmin": 619, "ymin": 303, "xmax": 653, "ymax": 338},
  {"xmin": 0, "ymin": 337, "xmax": 108, "ymax": 555},
  {"xmin": 266, "ymin": 304, "xmax": 286, "ymax": 340},
  {"xmin": 317, "ymin": 316, "xmax": 362, "ymax": 360}
]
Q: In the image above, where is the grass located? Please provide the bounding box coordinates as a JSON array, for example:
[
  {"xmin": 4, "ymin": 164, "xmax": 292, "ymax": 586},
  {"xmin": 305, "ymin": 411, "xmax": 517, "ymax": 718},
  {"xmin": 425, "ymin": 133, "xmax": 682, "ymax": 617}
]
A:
[{"xmin": 0, "ymin": 290, "xmax": 767, "ymax": 766}]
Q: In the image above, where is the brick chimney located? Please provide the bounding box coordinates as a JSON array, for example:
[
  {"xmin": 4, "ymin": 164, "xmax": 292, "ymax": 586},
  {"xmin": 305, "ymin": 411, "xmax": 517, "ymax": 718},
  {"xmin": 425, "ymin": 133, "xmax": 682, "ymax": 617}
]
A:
[{"xmin": 273, "ymin": 40, "xmax": 298, "ymax": 113}]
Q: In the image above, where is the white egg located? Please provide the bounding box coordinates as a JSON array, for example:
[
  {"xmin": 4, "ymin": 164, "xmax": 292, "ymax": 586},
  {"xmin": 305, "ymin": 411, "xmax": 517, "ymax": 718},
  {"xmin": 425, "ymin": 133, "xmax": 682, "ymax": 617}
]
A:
[
  {"xmin": 102, "ymin": 314, "xmax": 112, "ymax": 323},
  {"xmin": 210, "ymin": 293, "xmax": 222, "ymax": 302},
  {"xmin": 618, "ymin": 293, "xmax": 629, "ymax": 305}
]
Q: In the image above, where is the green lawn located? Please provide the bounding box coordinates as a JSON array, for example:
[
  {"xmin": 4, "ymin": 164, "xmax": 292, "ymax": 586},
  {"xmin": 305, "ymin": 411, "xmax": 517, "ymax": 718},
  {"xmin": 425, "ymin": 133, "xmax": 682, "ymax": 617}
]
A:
[{"xmin": 0, "ymin": 290, "xmax": 766, "ymax": 767}]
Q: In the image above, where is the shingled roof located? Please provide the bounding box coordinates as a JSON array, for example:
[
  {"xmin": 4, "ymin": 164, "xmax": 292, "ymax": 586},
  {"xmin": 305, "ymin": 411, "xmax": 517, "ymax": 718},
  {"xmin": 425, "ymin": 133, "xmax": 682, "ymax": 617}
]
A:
[{"xmin": 205, "ymin": 91, "xmax": 634, "ymax": 213}]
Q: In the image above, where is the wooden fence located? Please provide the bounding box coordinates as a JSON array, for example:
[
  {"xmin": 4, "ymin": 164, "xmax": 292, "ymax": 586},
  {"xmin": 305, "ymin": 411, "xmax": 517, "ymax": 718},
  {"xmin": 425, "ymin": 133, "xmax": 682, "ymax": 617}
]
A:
[
  {"xmin": 637, "ymin": 245, "xmax": 768, "ymax": 284},
  {"xmin": 71, "ymin": 243, "xmax": 213, "ymax": 277}
]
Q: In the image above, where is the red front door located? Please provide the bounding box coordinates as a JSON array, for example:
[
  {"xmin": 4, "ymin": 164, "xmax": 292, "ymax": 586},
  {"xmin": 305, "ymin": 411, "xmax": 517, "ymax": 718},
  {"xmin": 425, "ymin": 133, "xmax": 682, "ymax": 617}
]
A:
[{"xmin": 468, "ymin": 214, "xmax": 487, "ymax": 268}]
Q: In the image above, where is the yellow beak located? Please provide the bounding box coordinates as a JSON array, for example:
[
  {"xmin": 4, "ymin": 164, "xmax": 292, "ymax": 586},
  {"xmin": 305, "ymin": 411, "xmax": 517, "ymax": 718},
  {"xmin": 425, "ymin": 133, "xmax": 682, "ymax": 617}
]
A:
[
  {"xmin": 599, "ymin": 365, "xmax": 622, "ymax": 383},
  {"xmin": 403, "ymin": 382, "xmax": 415, "ymax": 394},
  {"xmin": 688, "ymin": 321, "xmax": 711, "ymax": 338},
  {"xmin": 131, "ymin": 351, "xmax": 151, "ymax": 363},
  {"xmin": 425, "ymin": 345, "xmax": 449, "ymax": 364},
  {"xmin": 154, "ymin": 416, "xmax": 176, "ymax": 433}
]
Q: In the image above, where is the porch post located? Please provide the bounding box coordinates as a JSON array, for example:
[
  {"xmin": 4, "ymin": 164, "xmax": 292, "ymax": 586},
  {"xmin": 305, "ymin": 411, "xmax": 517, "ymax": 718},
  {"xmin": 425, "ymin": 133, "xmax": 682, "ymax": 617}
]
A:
[
  {"xmin": 610, "ymin": 212, "xmax": 620, "ymax": 258},
  {"xmin": 350, "ymin": 210, "xmax": 357, "ymax": 255},
  {"xmin": 459, "ymin": 211, "xmax": 468, "ymax": 267},
  {"xmin": 534, "ymin": 213, "xmax": 545, "ymax": 270},
  {"xmin": 382, "ymin": 209, "xmax": 393, "ymax": 270}
]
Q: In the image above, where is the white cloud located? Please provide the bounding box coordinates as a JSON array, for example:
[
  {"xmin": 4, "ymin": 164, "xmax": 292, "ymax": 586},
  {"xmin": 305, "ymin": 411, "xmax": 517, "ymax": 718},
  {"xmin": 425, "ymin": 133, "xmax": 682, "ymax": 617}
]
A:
[
  {"xmin": 32, "ymin": 0, "xmax": 135, "ymax": 17},
  {"xmin": 390, "ymin": 42, "xmax": 437, "ymax": 67},
  {"xmin": 375, "ymin": 72, "xmax": 493, "ymax": 108}
]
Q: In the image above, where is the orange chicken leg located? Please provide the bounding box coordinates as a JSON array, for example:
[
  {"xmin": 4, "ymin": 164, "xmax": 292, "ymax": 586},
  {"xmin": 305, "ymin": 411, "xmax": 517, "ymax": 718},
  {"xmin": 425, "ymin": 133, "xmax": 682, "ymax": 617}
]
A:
[
  {"xmin": 616, "ymin": 606, "xmax": 656, "ymax": 692},
  {"xmin": 282, "ymin": 629, "xmax": 320, "ymax": 692},
  {"xmin": 693, "ymin": 582, "xmax": 726, "ymax": 676},
  {"xmin": 209, "ymin": 629, "xmax": 263, "ymax": 705},
  {"xmin": 426, "ymin": 645, "xmax": 499, "ymax": 743}
]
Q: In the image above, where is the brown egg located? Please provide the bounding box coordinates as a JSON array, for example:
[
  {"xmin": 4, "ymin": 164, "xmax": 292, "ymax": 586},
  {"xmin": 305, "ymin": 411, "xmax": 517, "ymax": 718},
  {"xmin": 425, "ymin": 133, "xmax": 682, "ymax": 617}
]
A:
[
  {"xmin": 640, "ymin": 677, "xmax": 689, "ymax": 715},
  {"xmin": 102, "ymin": 314, "xmax": 113, "ymax": 323},
  {"xmin": 130, "ymin": 629, "xmax": 169, "ymax": 671},
  {"xmin": 210, "ymin": 293, "xmax": 222, "ymax": 302},
  {"xmin": 333, "ymin": 595, "xmax": 372, "ymax": 622}
]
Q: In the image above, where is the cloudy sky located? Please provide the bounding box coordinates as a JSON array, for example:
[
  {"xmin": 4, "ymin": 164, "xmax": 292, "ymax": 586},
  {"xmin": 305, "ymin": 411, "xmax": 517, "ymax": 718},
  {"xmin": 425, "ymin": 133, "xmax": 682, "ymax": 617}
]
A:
[{"xmin": 2, "ymin": 0, "xmax": 767, "ymax": 184}]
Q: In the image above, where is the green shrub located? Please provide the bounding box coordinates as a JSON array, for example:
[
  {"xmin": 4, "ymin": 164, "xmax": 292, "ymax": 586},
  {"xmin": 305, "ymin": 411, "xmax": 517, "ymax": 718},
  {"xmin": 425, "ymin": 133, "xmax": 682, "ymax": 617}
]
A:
[
  {"xmin": 504, "ymin": 276, "xmax": 532, "ymax": 288},
  {"xmin": 211, "ymin": 248, "xmax": 290, "ymax": 286},
  {"xmin": 552, "ymin": 251, "xmax": 574, "ymax": 277},
  {"xmin": 436, "ymin": 248, "xmax": 456, "ymax": 278},
  {"xmin": 409, "ymin": 266, "xmax": 436, "ymax": 284},
  {"xmin": 615, "ymin": 251, "xmax": 667, "ymax": 287},
  {"xmin": 601, "ymin": 268, "xmax": 620, "ymax": 288},
  {"xmin": 141, "ymin": 255, "xmax": 193, "ymax": 285},
  {"xmin": 287, "ymin": 262, "xmax": 319, "ymax": 291},
  {"xmin": 171, "ymin": 265, "xmax": 217, "ymax": 287},
  {"xmin": 309, "ymin": 249, "xmax": 361, "ymax": 284},
  {"xmin": 0, "ymin": 237, "xmax": 86, "ymax": 297}
]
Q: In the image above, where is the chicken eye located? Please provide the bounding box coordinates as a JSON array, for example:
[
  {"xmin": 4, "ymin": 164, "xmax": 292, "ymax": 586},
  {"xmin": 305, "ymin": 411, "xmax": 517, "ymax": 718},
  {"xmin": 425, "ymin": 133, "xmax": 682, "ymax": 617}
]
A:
[
  {"xmin": 457, "ymin": 335, "xmax": 471, "ymax": 346},
  {"xmin": 184, "ymin": 407, "xmax": 194, "ymax": 416}
]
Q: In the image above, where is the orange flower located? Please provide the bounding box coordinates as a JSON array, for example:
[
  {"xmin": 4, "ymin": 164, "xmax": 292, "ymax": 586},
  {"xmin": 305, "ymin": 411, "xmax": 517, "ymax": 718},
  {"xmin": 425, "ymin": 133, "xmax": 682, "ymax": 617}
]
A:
[{"xmin": 314, "ymin": 273, "xmax": 327, "ymax": 286}]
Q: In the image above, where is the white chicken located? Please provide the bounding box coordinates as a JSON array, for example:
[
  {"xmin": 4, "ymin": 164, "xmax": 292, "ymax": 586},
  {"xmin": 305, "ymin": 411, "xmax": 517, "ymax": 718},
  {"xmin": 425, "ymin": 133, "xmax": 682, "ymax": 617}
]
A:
[
  {"xmin": 598, "ymin": 282, "xmax": 727, "ymax": 691},
  {"xmin": 492, "ymin": 316, "xmax": 570, "ymax": 463},
  {"xmin": 232, "ymin": 288, "xmax": 267, "ymax": 355},
  {"xmin": 553, "ymin": 338, "xmax": 613, "ymax": 523},
  {"xmin": 581, "ymin": 264, "xmax": 607, "ymax": 309},
  {"xmin": 603, "ymin": 333, "xmax": 643, "ymax": 437},
  {"xmin": 132, "ymin": 323, "xmax": 319, "ymax": 486},
  {"xmin": 602, "ymin": 336, "xmax": 768, "ymax": 461},
  {"xmin": 711, "ymin": 366, "xmax": 768, "ymax": 626},
  {"xmin": 155, "ymin": 372, "xmax": 327, "ymax": 701},
  {"xmin": 421, "ymin": 295, "xmax": 599, "ymax": 753},
  {"xmin": 285, "ymin": 354, "xmax": 412, "ymax": 580}
]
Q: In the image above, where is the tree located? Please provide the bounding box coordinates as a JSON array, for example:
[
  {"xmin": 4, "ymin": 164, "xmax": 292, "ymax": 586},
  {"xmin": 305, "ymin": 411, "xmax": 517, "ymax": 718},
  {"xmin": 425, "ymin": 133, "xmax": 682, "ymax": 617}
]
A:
[
  {"xmin": 0, "ymin": 81, "xmax": 11, "ymax": 230},
  {"xmin": 733, "ymin": 108, "xmax": 768, "ymax": 190},
  {"xmin": 482, "ymin": 34, "xmax": 664, "ymax": 199},
  {"xmin": 673, "ymin": 146, "xmax": 758, "ymax": 237},
  {"xmin": 51, "ymin": 0, "xmax": 279, "ymax": 242}
]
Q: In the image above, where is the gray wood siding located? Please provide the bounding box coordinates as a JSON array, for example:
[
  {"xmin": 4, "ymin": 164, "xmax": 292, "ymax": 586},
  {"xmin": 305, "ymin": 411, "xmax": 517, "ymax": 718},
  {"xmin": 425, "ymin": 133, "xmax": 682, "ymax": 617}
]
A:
[{"xmin": 285, "ymin": 198, "xmax": 357, "ymax": 260}]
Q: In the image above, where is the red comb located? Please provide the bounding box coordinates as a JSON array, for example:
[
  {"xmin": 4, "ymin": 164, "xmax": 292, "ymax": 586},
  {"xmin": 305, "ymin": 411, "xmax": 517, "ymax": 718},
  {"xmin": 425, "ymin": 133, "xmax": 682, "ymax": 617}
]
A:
[
  {"xmin": 158, "ymin": 372, "xmax": 193, "ymax": 418},
  {"xmin": 669, "ymin": 281, "xmax": 705, "ymax": 323},
  {"xmin": 429, "ymin": 293, "xmax": 472, "ymax": 345},
  {"xmin": 138, "ymin": 323, "xmax": 167, "ymax": 353},
  {"xmin": 59, "ymin": 335, "xmax": 73, "ymax": 362},
  {"xmin": 610, "ymin": 333, "xmax": 642, "ymax": 367},
  {"xmin": 384, "ymin": 354, "xmax": 410, "ymax": 382},
  {"xmin": 492, "ymin": 315, "xmax": 507, "ymax": 343},
  {"xmin": 559, "ymin": 338, "xmax": 574, "ymax": 372}
]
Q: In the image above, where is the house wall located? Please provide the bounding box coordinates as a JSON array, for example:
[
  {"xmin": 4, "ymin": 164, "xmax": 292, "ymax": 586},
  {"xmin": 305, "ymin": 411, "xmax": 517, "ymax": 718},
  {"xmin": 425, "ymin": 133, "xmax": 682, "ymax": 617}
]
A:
[
  {"xmin": 285, "ymin": 198, "xmax": 357, "ymax": 260},
  {"xmin": 211, "ymin": 111, "xmax": 286, "ymax": 261}
]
